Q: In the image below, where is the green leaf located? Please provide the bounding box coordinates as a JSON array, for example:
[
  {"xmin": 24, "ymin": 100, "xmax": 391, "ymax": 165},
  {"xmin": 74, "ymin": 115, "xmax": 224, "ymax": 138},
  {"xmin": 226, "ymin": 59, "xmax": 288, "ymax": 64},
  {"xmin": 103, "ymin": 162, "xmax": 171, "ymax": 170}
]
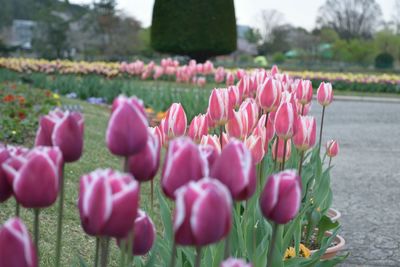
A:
[{"xmin": 316, "ymin": 216, "xmax": 339, "ymax": 245}]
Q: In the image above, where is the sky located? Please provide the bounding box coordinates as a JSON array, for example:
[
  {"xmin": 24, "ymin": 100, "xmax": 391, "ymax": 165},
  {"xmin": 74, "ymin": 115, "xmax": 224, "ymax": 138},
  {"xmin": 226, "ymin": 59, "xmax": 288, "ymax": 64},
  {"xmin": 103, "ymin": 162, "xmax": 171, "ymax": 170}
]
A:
[{"xmin": 71, "ymin": 0, "xmax": 395, "ymax": 31}]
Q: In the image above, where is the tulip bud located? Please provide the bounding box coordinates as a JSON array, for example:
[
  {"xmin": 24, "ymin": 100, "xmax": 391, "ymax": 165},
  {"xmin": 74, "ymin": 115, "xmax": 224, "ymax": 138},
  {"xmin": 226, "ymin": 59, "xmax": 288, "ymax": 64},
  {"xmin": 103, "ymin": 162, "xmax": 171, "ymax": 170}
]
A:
[
  {"xmin": 274, "ymin": 102, "xmax": 295, "ymax": 139},
  {"xmin": 35, "ymin": 109, "xmax": 84, "ymax": 162},
  {"xmin": 0, "ymin": 146, "xmax": 11, "ymax": 202},
  {"xmin": 296, "ymin": 80, "xmax": 313, "ymax": 105},
  {"xmin": 149, "ymin": 126, "xmax": 164, "ymax": 148},
  {"xmin": 317, "ymin": 82, "xmax": 333, "ymax": 106},
  {"xmin": 127, "ymin": 130, "xmax": 160, "ymax": 182},
  {"xmin": 226, "ymin": 72, "xmax": 235, "ymax": 86},
  {"xmin": 164, "ymin": 103, "xmax": 187, "ymax": 138},
  {"xmin": 239, "ymin": 98, "xmax": 259, "ymax": 133},
  {"xmin": 200, "ymin": 134, "xmax": 221, "ymax": 153},
  {"xmin": 271, "ymin": 65, "xmax": 279, "ymax": 76},
  {"xmin": 207, "ymin": 89, "xmax": 232, "ymax": 125},
  {"xmin": 2, "ymin": 147, "xmax": 63, "ymax": 208},
  {"xmin": 293, "ymin": 116, "xmax": 316, "ymax": 151},
  {"xmin": 228, "ymin": 86, "xmax": 242, "ymax": 108},
  {"xmin": 188, "ymin": 114, "xmax": 208, "ymax": 142},
  {"xmin": 296, "ymin": 100, "xmax": 311, "ymax": 116},
  {"xmin": 161, "ymin": 137, "xmax": 208, "ymax": 199},
  {"xmin": 272, "ymin": 138, "xmax": 292, "ymax": 163},
  {"xmin": 326, "ymin": 140, "xmax": 339, "ymax": 157},
  {"xmin": 260, "ymin": 170, "xmax": 301, "ymax": 224},
  {"xmin": 225, "ymin": 110, "xmax": 247, "ymax": 140},
  {"xmin": 0, "ymin": 218, "xmax": 38, "ymax": 267},
  {"xmin": 78, "ymin": 169, "xmax": 140, "ymax": 238},
  {"xmin": 237, "ymin": 77, "xmax": 250, "ymax": 98},
  {"xmin": 257, "ymin": 77, "xmax": 281, "ymax": 112},
  {"xmin": 173, "ymin": 178, "xmax": 232, "ymax": 246},
  {"xmin": 106, "ymin": 96, "xmax": 148, "ymax": 156},
  {"xmin": 244, "ymin": 135, "xmax": 265, "ymax": 164},
  {"xmin": 199, "ymin": 144, "xmax": 219, "ymax": 171},
  {"xmin": 118, "ymin": 210, "xmax": 155, "ymax": 255},
  {"xmin": 220, "ymin": 258, "xmax": 253, "ymax": 267},
  {"xmin": 211, "ymin": 139, "xmax": 256, "ymax": 200}
]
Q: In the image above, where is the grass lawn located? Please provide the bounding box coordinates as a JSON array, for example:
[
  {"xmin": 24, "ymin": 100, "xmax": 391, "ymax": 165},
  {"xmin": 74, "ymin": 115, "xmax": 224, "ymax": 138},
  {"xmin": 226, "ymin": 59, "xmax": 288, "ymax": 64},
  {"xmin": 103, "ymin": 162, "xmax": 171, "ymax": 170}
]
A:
[{"xmin": 0, "ymin": 97, "xmax": 159, "ymax": 267}]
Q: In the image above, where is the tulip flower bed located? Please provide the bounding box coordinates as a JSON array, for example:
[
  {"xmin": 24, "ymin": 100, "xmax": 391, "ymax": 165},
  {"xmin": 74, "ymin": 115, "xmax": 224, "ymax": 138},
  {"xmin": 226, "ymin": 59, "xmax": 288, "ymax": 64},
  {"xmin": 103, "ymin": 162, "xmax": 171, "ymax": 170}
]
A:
[
  {"xmin": 0, "ymin": 66, "xmax": 347, "ymax": 267},
  {"xmin": 0, "ymin": 81, "xmax": 59, "ymax": 144}
]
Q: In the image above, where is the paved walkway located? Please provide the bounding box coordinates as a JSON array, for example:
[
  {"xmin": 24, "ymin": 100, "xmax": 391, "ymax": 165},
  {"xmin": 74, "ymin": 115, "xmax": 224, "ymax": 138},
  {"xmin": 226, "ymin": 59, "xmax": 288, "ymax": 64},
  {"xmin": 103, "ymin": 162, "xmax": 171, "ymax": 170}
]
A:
[{"xmin": 311, "ymin": 99, "xmax": 400, "ymax": 266}]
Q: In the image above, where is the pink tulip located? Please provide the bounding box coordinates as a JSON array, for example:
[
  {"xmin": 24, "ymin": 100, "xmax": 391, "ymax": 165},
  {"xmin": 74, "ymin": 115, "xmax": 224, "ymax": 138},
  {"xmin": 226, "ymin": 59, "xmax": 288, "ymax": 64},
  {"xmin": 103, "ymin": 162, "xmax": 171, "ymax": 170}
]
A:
[
  {"xmin": 296, "ymin": 80, "xmax": 313, "ymax": 105},
  {"xmin": 228, "ymin": 86, "xmax": 242, "ymax": 108},
  {"xmin": 272, "ymin": 138, "xmax": 292, "ymax": 163},
  {"xmin": 220, "ymin": 258, "xmax": 253, "ymax": 267},
  {"xmin": 0, "ymin": 146, "xmax": 11, "ymax": 202},
  {"xmin": 257, "ymin": 77, "xmax": 281, "ymax": 112},
  {"xmin": 239, "ymin": 98, "xmax": 259, "ymax": 133},
  {"xmin": 106, "ymin": 96, "xmax": 148, "ymax": 156},
  {"xmin": 199, "ymin": 144, "xmax": 219, "ymax": 171},
  {"xmin": 271, "ymin": 65, "xmax": 279, "ymax": 76},
  {"xmin": 293, "ymin": 116, "xmax": 317, "ymax": 151},
  {"xmin": 236, "ymin": 69, "xmax": 246, "ymax": 80},
  {"xmin": 127, "ymin": 130, "xmax": 160, "ymax": 182},
  {"xmin": 274, "ymin": 102, "xmax": 295, "ymax": 139},
  {"xmin": 188, "ymin": 114, "xmax": 208, "ymax": 142},
  {"xmin": 244, "ymin": 135, "xmax": 265, "ymax": 164},
  {"xmin": 237, "ymin": 77, "xmax": 250, "ymax": 98},
  {"xmin": 118, "ymin": 210, "xmax": 155, "ymax": 255},
  {"xmin": 78, "ymin": 169, "xmax": 139, "ymax": 238},
  {"xmin": 149, "ymin": 126, "xmax": 164, "ymax": 148},
  {"xmin": 35, "ymin": 109, "xmax": 84, "ymax": 162},
  {"xmin": 0, "ymin": 218, "xmax": 38, "ymax": 267},
  {"xmin": 226, "ymin": 72, "xmax": 235, "ymax": 86},
  {"xmin": 163, "ymin": 103, "xmax": 187, "ymax": 139},
  {"xmin": 173, "ymin": 178, "xmax": 232, "ymax": 246},
  {"xmin": 200, "ymin": 134, "xmax": 221, "ymax": 153},
  {"xmin": 211, "ymin": 139, "xmax": 256, "ymax": 200},
  {"xmin": 260, "ymin": 170, "xmax": 301, "ymax": 224},
  {"xmin": 296, "ymin": 100, "xmax": 311, "ymax": 116},
  {"xmin": 317, "ymin": 82, "xmax": 334, "ymax": 106},
  {"xmin": 208, "ymin": 89, "xmax": 232, "ymax": 125},
  {"xmin": 326, "ymin": 140, "xmax": 339, "ymax": 157},
  {"xmin": 2, "ymin": 146, "xmax": 62, "ymax": 208},
  {"xmin": 225, "ymin": 110, "xmax": 247, "ymax": 140},
  {"xmin": 161, "ymin": 137, "xmax": 208, "ymax": 199},
  {"xmin": 197, "ymin": 77, "xmax": 206, "ymax": 87}
]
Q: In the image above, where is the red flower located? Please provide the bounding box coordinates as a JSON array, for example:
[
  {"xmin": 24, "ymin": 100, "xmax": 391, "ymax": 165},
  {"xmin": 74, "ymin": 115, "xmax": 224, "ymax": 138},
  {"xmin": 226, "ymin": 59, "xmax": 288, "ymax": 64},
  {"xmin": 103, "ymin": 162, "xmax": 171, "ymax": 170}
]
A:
[
  {"xmin": 2, "ymin": 94, "xmax": 15, "ymax": 103},
  {"xmin": 18, "ymin": 111, "xmax": 26, "ymax": 120}
]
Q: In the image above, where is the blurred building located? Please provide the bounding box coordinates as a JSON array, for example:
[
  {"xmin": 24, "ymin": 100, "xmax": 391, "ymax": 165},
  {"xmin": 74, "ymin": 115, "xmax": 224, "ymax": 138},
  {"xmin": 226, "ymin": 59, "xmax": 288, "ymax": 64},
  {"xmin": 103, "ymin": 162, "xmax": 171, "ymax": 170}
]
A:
[
  {"xmin": 235, "ymin": 25, "xmax": 258, "ymax": 56},
  {"xmin": 3, "ymin": 20, "xmax": 36, "ymax": 50}
]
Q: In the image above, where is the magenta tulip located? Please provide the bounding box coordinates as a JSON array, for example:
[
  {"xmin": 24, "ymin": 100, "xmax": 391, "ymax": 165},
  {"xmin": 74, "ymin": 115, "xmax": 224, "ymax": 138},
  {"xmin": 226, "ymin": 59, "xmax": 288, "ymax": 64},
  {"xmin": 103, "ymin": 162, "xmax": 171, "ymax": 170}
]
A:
[
  {"xmin": 127, "ymin": 130, "xmax": 160, "ymax": 182},
  {"xmin": 0, "ymin": 218, "xmax": 38, "ymax": 267},
  {"xmin": 78, "ymin": 169, "xmax": 140, "ymax": 238},
  {"xmin": 188, "ymin": 114, "xmax": 208, "ymax": 142},
  {"xmin": 211, "ymin": 139, "xmax": 256, "ymax": 200},
  {"xmin": 161, "ymin": 137, "xmax": 208, "ymax": 199},
  {"xmin": 163, "ymin": 103, "xmax": 187, "ymax": 138},
  {"xmin": 2, "ymin": 146, "xmax": 63, "ymax": 208},
  {"xmin": 274, "ymin": 102, "xmax": 295, "ymax": 139},
  {"xmin": 293, "ymin": 116, "xmax": 317, "ymax": 151},
  {"xmin": 118, "ymin": 209, "xmax": 155, "ymax": 255},
  {"xmin": 326, "ymin": 140, "xmax": 339, "ymax": 158},
  {"xmin": 317, "ymin": 82, "xmax": 334, "ymax": 106},
  {"xmin": 260, "ymin": 170, "xmax": 301, "ymax": 224},
  {"xmin": 220, "ymin": 258, "xmax": 253, "ymax": 267},
  {"xmin": 35, "ymin": 109, "xmax": 84, "ymax": 162},
  {"xmin": 173, "ymin": 177, "xmax": 232, "ymax": 246},
  {"xmin": 106, "ymin": 96, "xmax": 148, "ymax": 156},
  {"xmin": 0, "ymin": 145, "xmax": 11, "ymax": 202},
  {"xmin": 257, "ymin": 77, "xmax": 281, "ymax": 112}
]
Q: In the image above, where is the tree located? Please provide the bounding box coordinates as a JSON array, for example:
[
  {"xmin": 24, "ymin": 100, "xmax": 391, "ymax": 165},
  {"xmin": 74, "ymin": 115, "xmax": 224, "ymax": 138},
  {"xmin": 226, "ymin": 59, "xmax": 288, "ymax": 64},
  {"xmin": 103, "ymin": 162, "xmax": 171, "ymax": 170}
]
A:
[
  {"xmin": 374, "ymin": 30, "xmax": 400, "ymax": 61},
  {"xmin": 244, "ymin": 28, "xmax": 262, "ymax": 44},
  {"xmin": 391, "ymin": 0, "xmax": 400, "ymax": 34},
  {"xmin": 151, "ymin": 0, "xmax": 237, "ymax": 62},
  {"xmin": 316, "ymin": 0, "xmax": 383, "ymax": 40},
  {"xmin": 258, "ymin": 9, "xmax": 285, "ymax": 43}
]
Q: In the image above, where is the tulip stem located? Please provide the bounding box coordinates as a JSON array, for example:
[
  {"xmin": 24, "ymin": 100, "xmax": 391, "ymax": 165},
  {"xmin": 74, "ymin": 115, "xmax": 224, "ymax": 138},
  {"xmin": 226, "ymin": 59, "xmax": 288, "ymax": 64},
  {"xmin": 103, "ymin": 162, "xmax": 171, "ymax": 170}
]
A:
[
  {"xmin": 119, "ymin": 240, "xmax": 127, "ymax": 267},
  {"xmin": 33, "ymin": 209, "xmax": 40, "ymax": 250},
  {"xmin": 301, "ymin": 104, "xmax": 305, "ymax": 116},
  {"xmin": 15, "ymin": 202, "xmax": 20, "ymax": 217},
  {"xmin": 169, "ymin": 241, "xmax": 177, "ymax": 267},
  {"xmin": 281, "ymin": 138, "xmax": 288, "ymax": 171},
  {"xmin": 273, "ymin": 136, "xmax": 279, "ymax": 170},
  {"xmin": 123, "ymin": 157, "xmax": 129, "ymax": 172},
  {"xmin": 194, "ymin": 246, "xmax": 202, "ymax": 267},
  {"xmin": 219, "ymin": 125, "xmax": 224, "ymax": 148},
  {"xmin": 55, "ymin": 163, "xmax": 65, "ymax": 267},
  {"xmin": 100, "ymin": 237, "xmax": 110, "ymax": 267},
  {"xmin": 267, "ymin": 223, "xmax": 278, "ymax": 267},
  {"xmin": 298, "ymin": 151, "xmax": 305, "ymax": 177},
  {"xmin": 328, "ymin": 157, "xmax": 332, "ymax": 168},
  {"xmin": 264, "ymin": 111, "xmax": 270, "ymax": 129},
  {"xmin": 151, "ymin": 180, "xmax": 154, "ymax": 212},
  {"xmin": 318, "ymin": 106, "xmax": 326, "ymax": 155},
  {"xmin": 94, "ymin": 237, "xmax": 100, "ymax": 267}
]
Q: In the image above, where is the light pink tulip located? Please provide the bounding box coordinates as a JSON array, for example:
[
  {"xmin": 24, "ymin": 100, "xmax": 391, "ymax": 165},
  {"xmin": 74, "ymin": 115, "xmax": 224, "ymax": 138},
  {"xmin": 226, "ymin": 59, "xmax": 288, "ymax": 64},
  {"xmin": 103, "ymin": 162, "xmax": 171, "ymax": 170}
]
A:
[
  {"xmin": 211, "ymin": 140, "xmax": 256, "ymax": 200},
  {"xmin": 225, "ymin": 110, "xmax": 247, "ymax": 140},
  {"xmin": 272, "ymin": 138, "xmax": 292, "ymax": 163},
  {"xmin": 188, "ymin": 114, "xmax": 209, "ymax": 142},
  {"xmin": 239, "ymin": 98, "xmax": 259, "ymax": 133},
  {"xmin": 257, "ymin": 77, "xmax": 281, "ymax": 112},
  {"xmin": 274, "ymin": 102, "xmax": 295, "ymax": 139},
  {"xmin": 35, "ymin": 109, "xmax": 84, "ymax": 162},
  {"xmin": 296, "ymin": 80, "xmax": 313, "ymax": 105},
  {"xmin": 0, "ymin": 218, "xmax": 38, "ymax": 267},
  {"xmin": 2, "ymin": 146, "xmax": 62, "ymax": 208},
  {"xmin": 208, "ymin": 89, "xmax": 232, "ymax": 125},
  {"xmin": 106, "ymin": 96, "xmax": 148, "ymax": 156},
  {"xmin": 271, "ymin": 65, "xmax": 279, "ymax": 76},
  {"xmin": 293, "ymin": 116, "xmax": 316, "ymax": 151},
  {"xmin": 226, "ymin": 72, "xmax": 235, "ymax": 86},
  {"xmin": 78, "ymin": 169, "xmax": 139, "ymax": 238},
  {"xmin": 317, "ymin": 82, "xmax": 334, "ymax": 106},
  {"xmin": 260, "ymin": 170, "xmax": 301, "ymax": 224},
  {"xmin": 161, "ymin": 137, "xmax": 208, "ymax": 199},
  {"xmin": 173, "ymin": 178, "xmax": 232, "ymax": 246},
  {"xmin": 228, "ymin": 86, "xmax": 242, "ymax": 108},
  {"xmin": 244, "ymin": 135, "xmax": 265, "ymax": 164},
  {"xmin": 220, "ymin": 258, "xmax": 253, "ymax": 267},
  {"xmin": 163, "ymin": 103, "xmax": 187, "ymax": 139},
  {"xmin": 326, "ymin": 140, "xmax": 339, "ymax": 157},
  {"xmin": 200, "ymin": 135, "xmax": 221, "ymax": 153},
  {"xmin": 237, "ymin": 77, "xmax": 250, "ymax": 98}
]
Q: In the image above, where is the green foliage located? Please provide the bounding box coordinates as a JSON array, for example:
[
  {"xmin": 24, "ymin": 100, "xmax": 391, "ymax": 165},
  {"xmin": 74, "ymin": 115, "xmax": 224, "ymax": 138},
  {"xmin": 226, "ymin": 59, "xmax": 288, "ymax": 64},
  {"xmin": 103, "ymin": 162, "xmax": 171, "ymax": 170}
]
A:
[
  {"xmin": 332, "ymin": 39, "xmax": 376, "ymax": 65},
  {"xmin": 151, "ymin": 0, "xmax": 237, "ymax": 61},
  {"xmin": 375, "ymin": 52, "xmax": 394, "ymax": 69},
  {"xmin": 272, "ymin": 52, "xmax": 286, "ymax": 64}
]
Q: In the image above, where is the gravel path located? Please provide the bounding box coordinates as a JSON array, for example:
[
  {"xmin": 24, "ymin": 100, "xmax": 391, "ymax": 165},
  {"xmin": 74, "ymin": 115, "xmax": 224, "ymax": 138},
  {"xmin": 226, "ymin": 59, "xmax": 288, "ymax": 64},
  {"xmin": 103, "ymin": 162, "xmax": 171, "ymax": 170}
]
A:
[{"xmin": 311, "ymin": 99, "xmax": 400, "ymax": 266}]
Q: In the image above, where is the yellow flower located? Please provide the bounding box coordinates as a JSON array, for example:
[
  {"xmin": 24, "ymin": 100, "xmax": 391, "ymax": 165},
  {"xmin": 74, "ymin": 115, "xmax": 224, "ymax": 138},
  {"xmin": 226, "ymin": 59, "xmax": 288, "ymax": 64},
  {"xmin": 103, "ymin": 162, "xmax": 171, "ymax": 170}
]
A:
[
  {"xmin": 284, "ymin": 247, "xmax": 296, "ymax": 260},
  {"xmin": 299, "ymin": 243, "xmax": 311, "ymax": 258},
  {"xmin": 11, "ymin": 130, "xmax": 17, "ymax": 135},
  {"xmin": 145, "ymin": 108, "xmax": 154, "ymax": 113},
  {"xmin": 156, "ymin": 111, "xmax": 167, "ymax": 121},
  {"xmin": 53, "ymin": 93, "xmax": 60, "ymax": 99}
]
